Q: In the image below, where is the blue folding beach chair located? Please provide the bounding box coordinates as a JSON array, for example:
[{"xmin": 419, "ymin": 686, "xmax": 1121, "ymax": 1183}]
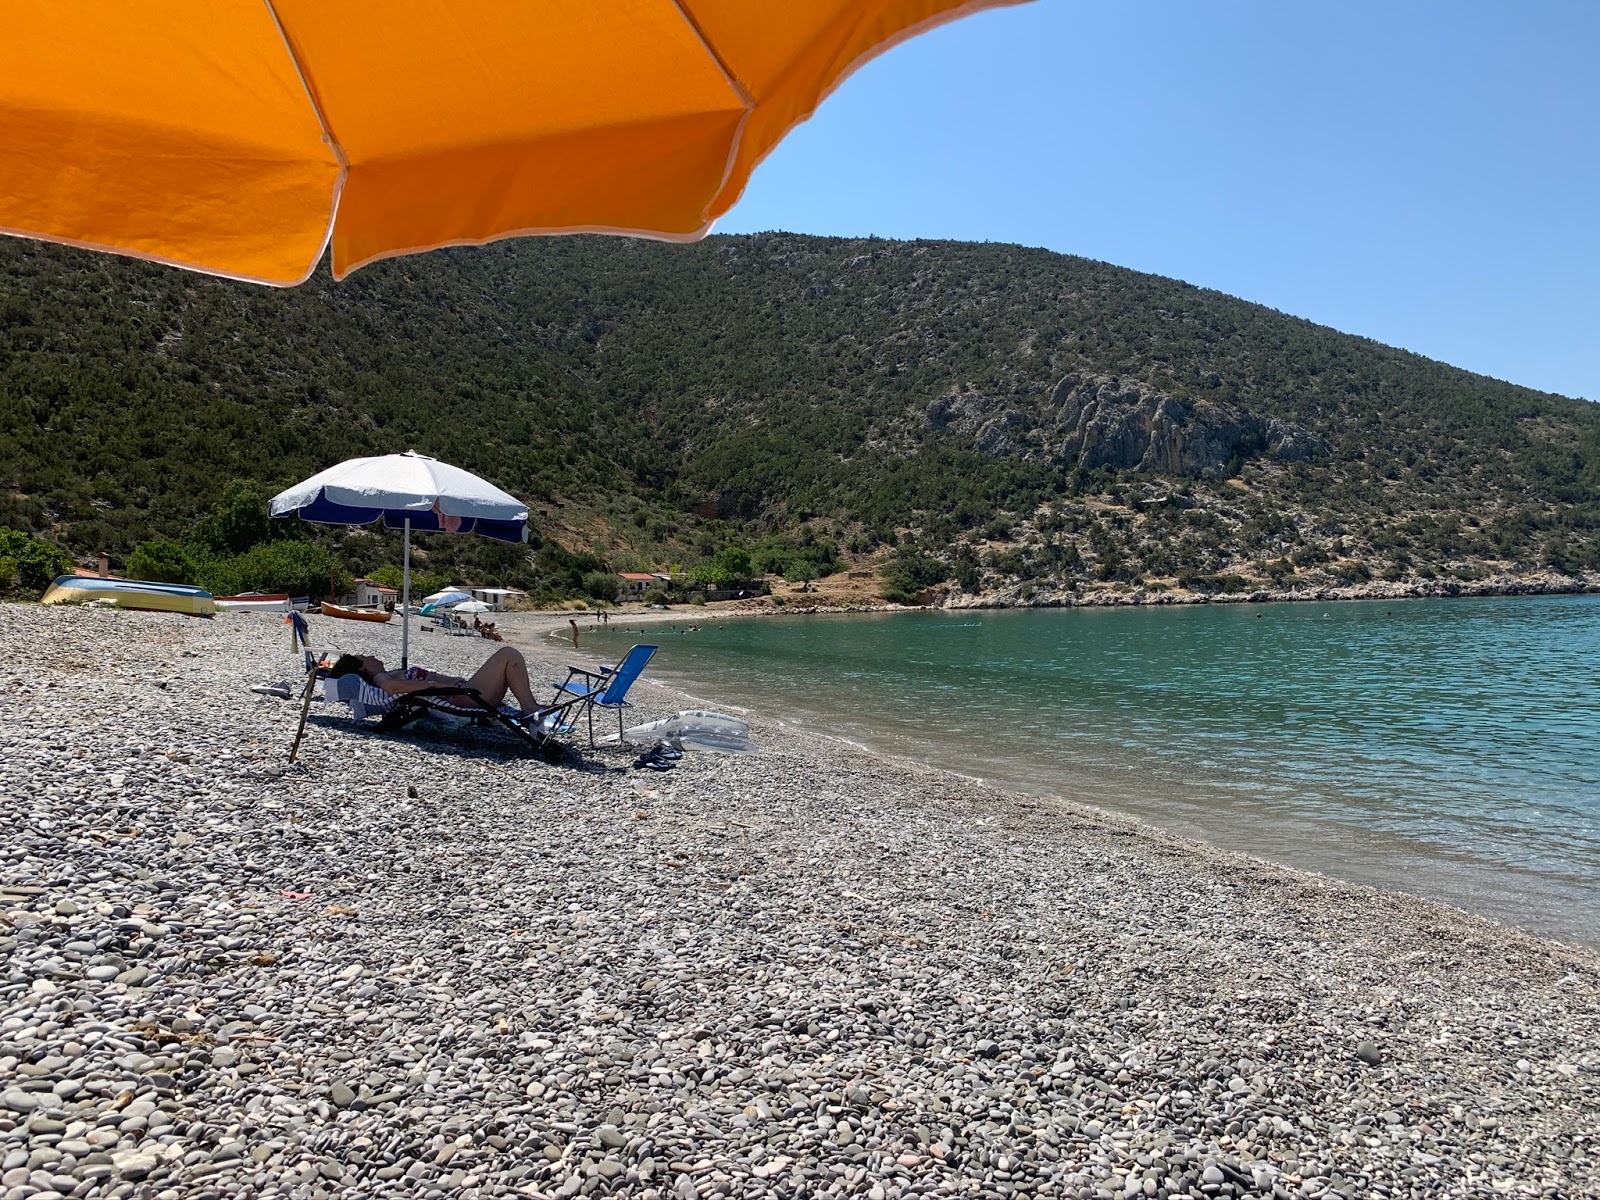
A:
[{"xmin": 550, "ymin": 644, "xmax": 658, "ymax": 746}]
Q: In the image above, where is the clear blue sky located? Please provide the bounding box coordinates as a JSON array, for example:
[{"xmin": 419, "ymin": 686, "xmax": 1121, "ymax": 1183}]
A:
[{"xmin": 718, "ymin": 0, "xmax": 1599, "ymax": 401}]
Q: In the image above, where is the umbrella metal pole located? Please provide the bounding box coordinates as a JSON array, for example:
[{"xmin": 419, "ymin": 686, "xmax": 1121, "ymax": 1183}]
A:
[{"xmin": 401, "ymin": 517, "xmax": 412, "ymax": 670}]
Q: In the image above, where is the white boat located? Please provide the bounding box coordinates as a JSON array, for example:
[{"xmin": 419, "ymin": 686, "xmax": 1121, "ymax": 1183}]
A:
[{"xmin": 215, "ymin": 592, "xmax": 292, "ymax": 613}]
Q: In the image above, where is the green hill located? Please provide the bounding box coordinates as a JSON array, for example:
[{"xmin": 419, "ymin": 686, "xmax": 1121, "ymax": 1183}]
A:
[{"xmin": 1, "ymin": 233, "xmax": 1596, "ymax": 601}]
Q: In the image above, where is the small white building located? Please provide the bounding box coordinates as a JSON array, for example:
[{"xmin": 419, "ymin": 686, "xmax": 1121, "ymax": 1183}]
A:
[
  {"xmin": 616, "ymin": 572, "xmax": 656, "ymax": 597},
  {"xmin": 351, "ymin": 579, "xmax": 399, "ymax": 609},
  {"xmin": 467, "ymin": 586, "xmax": 524, "ymax": 613}
]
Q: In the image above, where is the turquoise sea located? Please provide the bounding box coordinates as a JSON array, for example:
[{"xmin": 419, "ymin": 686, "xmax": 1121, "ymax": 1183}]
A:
[{"xmin": 585, "ymin": 595, "xmax": 1600, "ymax": 946}]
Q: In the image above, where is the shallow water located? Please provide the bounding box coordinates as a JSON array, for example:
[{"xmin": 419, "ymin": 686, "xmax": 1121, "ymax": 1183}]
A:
[{"xmin": 583, "ymin": 595, "xmax": 1600, "ymax": 946}]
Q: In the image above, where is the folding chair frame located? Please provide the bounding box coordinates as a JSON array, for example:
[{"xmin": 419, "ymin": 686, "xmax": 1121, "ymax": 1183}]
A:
[
  {"xmin": 551, "ymin": 644, "xmax": 658, "ymax": 747},
  {"xmin": 376, "ymin": 685, "xmax": 574, "ymax": 763}
]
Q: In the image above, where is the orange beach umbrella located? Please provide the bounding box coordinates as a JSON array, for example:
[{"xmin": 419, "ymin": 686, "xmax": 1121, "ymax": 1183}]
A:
[{"xmin": 0, "ymin": 1, "xmax": 1023, "ymax": 287}]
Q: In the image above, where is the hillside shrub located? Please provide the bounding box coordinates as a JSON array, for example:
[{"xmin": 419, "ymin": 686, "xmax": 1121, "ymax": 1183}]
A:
[
  {"xmin": 194, "ymin": 480, "xmax": 275, "ymax": 557},
  {"xmin": 199, "ymin": 541, "xmax": 348, "ymax": 599},
  {"xmin": 0, "ymin": 528, "xmax": 71, "ymax": 593},
  {"xmin": 126, "ymin": 539, "xmax": 198, "ymax": 585},
  {"xmin": 583, "ymin": 571, "xmax": 621, "ymax": 603},
  {"xmin": 881, "ymin": 549, "xmax": 948, "ymax": 603},
  {"xmin": 368, "ymin": 564, "xmax": 451, "ymax": 600}
]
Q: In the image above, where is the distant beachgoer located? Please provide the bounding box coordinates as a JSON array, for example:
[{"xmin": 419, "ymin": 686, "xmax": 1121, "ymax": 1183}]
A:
[
  {"xmin": 569, "ymin": 618, "xmax": 580, "ymax": 648},
  {"xmin": 327, "ymin": 646, "xmax": 538, "ymax": 712}
]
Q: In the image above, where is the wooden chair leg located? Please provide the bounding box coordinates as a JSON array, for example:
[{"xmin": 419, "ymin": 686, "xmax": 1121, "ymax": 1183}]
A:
[{"xmin": 287, "ymin": 667, "xmax": 319, "ymax": 764}]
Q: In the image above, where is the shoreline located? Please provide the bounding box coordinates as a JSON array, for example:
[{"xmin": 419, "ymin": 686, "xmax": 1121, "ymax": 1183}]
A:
[
  {"xmin": 941, "ymin": 569, "xmax": 1600, "ymax": 610},
  {"xmin": 512, "ymin": 569, "xmax": 1600, "ymax": 623},
  {"xmin": 2, "ymin": 602, "xmax": 1596, "ymax": 1199},
  {"xmin": 507, "ymin": 603, "xmax": 1600, "ymax": 951}
]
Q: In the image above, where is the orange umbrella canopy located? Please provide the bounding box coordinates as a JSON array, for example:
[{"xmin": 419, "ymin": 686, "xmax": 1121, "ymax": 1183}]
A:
[{"xmin": 0, "ymin": 0, "xmax": 1023, "ymax": 286}]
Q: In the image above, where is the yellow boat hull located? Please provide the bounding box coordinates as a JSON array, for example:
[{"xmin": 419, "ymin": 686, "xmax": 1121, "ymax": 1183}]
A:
[{"xmin": 42, "ymin": 575, "xmax": 217, "ymax": 616}]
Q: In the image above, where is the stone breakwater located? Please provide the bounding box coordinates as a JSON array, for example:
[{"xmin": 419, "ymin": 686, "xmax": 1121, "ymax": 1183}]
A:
[{"xmin": 1, "ymin": 604, "xmax": 1596, "ymax": 1200}]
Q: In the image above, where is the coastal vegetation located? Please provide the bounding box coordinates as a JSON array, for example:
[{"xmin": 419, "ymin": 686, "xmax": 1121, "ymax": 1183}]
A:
[{"xmin": 1, "ymin": 234, "xmax": 1595, "ymax": 603}]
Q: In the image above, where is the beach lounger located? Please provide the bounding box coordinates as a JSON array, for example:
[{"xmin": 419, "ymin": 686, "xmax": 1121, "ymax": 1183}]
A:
[
  {"xmin": 550, "ymin": 643, "xmax": 658, "ymax": 746},
  {"xmin": 323, "ymin": 673, "xmax": 573, "ymax": 762}
]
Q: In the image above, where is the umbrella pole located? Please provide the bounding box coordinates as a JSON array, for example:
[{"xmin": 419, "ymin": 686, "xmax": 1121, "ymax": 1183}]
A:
[{"xmin": 401, "ymin": 517, "xmax": 412, "ymax": 670}]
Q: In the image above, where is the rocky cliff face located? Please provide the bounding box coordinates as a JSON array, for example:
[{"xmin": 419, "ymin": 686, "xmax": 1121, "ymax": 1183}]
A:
[{"xmin": 926, "ymin": 373, "xmax": 1329, "ymax": 478}]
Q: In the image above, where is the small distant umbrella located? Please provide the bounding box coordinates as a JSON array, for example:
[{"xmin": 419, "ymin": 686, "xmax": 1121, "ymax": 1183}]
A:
[
  {"xmin": 269, "ymin": 451, "xmax": 526, "ymax": 669},
  {"xmin": 454, "ymin": 601, "xmax": 492, "ymax": 614}
]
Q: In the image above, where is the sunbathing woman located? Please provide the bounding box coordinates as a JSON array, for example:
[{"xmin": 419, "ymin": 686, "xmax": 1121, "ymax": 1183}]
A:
[{"xmin": 327, "ymin": 645, "xmax": 540, "ymax": 714}]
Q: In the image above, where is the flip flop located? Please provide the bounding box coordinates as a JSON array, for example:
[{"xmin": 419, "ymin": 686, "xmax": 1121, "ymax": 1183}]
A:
[{"xmin": 633, "ymin": 746, "xmax": 676, "ymax": 770}]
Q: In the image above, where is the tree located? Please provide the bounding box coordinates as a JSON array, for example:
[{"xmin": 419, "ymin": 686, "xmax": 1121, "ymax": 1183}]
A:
[
  {"xmin": 126, "ymin": 539, "xmax": 197, "ymax": 584},
  {"xmin": 193, "ymin": 480, "xmax": 274, "ymax": 557},
  {"xmin": 198, "ymin": 541, "xmax": 349, "ymax": 599},
  {"xmin": 881, "ymin": 549, "xmax": 948, "ymax": 604},
  {"xmin": 712, "ymin": 545, "xmax": 752, "ymax": 582},
  {"xmin": 583, "ymin": 571, "xmax": 621, "ymax": 603},
  {"xmin": 0, "ymin": 528, "xmax": 71, "ymax": 594},
  {"xmin": 370, "ymin": 564, "xmax": 451, "ymax": 598}
]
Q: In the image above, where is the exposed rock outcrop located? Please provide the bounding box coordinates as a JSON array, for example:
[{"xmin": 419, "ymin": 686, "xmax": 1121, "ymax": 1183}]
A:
[
  {"xmin": 924, "ymin": 389, "xmax": 1039, "ymax": 459},
  {"xmin": 925, "ymin": 374, "xmax": 1330, "ymax": 478},
  {"xmin": 1046, "ymin": 373, "xmax": 1330, "ymax": 477}
]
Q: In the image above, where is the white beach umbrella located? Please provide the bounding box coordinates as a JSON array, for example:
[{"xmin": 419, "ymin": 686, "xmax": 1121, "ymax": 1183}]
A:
[
  {"xmin": 453, "ymin": 600, "xmax": 492, "ymax": 614},
  {"xmin": 270, "ymin": 451, "xmax": 527, "ymax": 668}
]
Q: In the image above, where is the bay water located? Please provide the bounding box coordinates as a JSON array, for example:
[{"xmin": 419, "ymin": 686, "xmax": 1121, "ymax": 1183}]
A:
[{"xmin": 585, "ymin": 595, "xmax": 1600, "ymax": 945}]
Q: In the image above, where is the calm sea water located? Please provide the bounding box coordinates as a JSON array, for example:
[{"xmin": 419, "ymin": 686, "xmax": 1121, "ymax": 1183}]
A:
[{"xmin": 582, "ymin": 596, "xmax": 1600, "ymax": 945}]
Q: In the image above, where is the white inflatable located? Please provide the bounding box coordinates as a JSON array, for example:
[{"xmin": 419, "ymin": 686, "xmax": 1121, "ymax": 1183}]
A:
[{"xmin": 604, "ymin": 709, "xmax": 756, "ymax": 754}]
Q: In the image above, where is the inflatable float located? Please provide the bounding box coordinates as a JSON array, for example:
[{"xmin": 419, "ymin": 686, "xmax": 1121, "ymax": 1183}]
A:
[{"xmin": 605, "ymin": 709, "xmax": 755, "ymax": 754}]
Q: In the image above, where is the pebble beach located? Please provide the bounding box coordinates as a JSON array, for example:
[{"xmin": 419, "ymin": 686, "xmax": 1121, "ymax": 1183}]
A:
[{"xmin": 1, "ymin": 603, "xmax": 1596, "ymax": 1200}]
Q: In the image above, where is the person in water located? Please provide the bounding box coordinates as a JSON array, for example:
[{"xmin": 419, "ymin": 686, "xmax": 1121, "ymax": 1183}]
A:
[{"xmin": 327, "ymin": 645, "xmax": 539, "ymax": 713}]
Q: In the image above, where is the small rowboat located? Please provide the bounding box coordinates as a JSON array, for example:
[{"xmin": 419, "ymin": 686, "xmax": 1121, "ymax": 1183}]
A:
[
  {"xmin": 215, "ymin": 592, "xmax": 292, "ymax": 613},
  {"xmin": 321, "ymin": 602, "xmax": 392, "ymax": 623},
  {"xmin": 42, "ymin": 575, "xmax": 216, "ymax": 616}
]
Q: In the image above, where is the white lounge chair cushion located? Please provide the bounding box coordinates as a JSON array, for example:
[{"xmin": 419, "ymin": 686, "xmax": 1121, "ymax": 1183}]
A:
[{"xmin": 323, "ymin": 673, "xmax": 394, "ymax": 721}]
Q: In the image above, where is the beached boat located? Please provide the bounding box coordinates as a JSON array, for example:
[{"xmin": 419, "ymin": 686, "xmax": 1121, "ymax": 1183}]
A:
[
  {"xmin": 41, "ymin": 575, "xmax": 217, "ymax": 616},
  {"xmin": 215, "ymin": 592, "xmax": 292, "ymax": 613},
  {"xmin": 321, "ymin": 602, "xmax": 392, "ymax": 623}
]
